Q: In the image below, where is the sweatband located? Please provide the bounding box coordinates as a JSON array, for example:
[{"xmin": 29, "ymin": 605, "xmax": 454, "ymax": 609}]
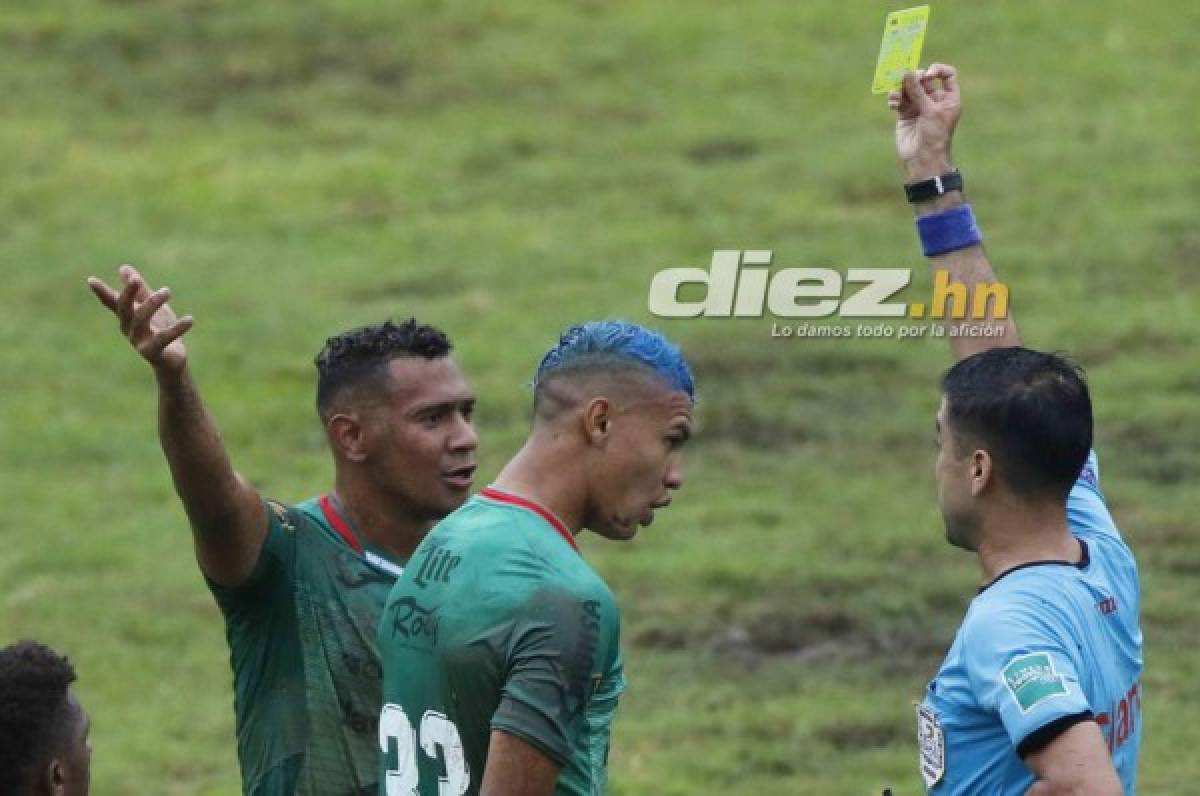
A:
[{"xmin": 916, "ymin": 203, "xmax": 983, "ymax": 257}]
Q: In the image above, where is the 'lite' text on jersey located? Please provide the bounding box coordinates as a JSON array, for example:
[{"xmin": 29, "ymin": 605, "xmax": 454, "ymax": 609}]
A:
[{"xmin": 377, "ymin": 489, "xmax": 624, "ymax": 796}]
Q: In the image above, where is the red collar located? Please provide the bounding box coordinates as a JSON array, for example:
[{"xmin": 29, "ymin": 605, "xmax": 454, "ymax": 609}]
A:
[
  {"xmin": 479, "ymin": 487, "xmax": 579, "ymax": 552},
  {"xmin": 318, "ymin": 495, "xmax": 364, "ymax": 555}
]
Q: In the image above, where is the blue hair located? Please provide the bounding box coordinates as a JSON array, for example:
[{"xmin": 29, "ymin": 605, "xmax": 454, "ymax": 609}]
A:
[{"xmin": 534, "ymin": 320, "xmax": 695, "ymax": 401}]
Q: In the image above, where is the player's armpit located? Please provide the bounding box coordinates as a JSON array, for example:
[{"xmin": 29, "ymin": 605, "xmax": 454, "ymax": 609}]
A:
[
  {"xmin": 1022, "ymin": 720, "xmax": 1122, "ymax": 796},
  {"xmin": 480, "ymin": 729, "xmax": 561, "ymax": 796}
]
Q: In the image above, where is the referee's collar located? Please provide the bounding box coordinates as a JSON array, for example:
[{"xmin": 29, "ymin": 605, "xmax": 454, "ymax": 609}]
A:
[{"xmin": 978, "ymin": 538, "xmax": 1090, "ymax": 595}]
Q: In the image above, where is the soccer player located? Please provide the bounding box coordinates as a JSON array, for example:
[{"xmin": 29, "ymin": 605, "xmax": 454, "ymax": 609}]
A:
[
  {"xmin": 0, "ymin": 641, "xmax": 92, "ymax": 796},
  {"xmin": 87, "ymin": 266, "xmax": 479, "ymax": 795},
  {"xmin": 377, "ymin": 321, "xmax": 695, "ymax": 796},
  {"xmin": 889, "ymin": 66, "xmax": 1142, "ymax": 794}
]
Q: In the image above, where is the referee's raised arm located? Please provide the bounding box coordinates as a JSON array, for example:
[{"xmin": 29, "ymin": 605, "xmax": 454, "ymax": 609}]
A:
[
  {"xmin": 888, "ymin": 63, "xmax": 1021, "ymax": 360},
  {"xmin": 893, "ymin": 66, "xmax": 1130, "ymax": 796},
  {"xmin": 87, "ymin": 265, "xmax": 267, "ymax": 588}
]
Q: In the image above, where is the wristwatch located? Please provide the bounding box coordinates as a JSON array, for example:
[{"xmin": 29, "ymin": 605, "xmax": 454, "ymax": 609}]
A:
[{"xmin": 904, "ymin": 169, "xmax": 963, "ymax": 203}]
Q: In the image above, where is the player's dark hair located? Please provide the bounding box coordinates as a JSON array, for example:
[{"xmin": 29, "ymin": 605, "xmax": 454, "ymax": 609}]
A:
[
  {"xmin": 314, "ymin": 319, "xmax": 452, "ymax": 419},
  {"xmin": 942, "ymin": 347, "xmax": 1092, "ymax": 501},
  {"xmin": 0, "ymin": 640, "xmax": 78, "ymax": 793}
]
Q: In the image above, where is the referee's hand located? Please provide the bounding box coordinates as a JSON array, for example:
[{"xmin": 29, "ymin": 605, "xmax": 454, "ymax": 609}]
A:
[
  {"xmin": 88, "ymin": 264, "xmax": 194, "ymax": 373},
  {"xmin": 888, "ymin": 62, "xmax": 962, "ymax": 182}
]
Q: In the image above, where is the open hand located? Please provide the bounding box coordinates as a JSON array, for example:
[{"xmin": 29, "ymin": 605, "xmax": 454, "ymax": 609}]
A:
[{"xmin": 87, "ymin": 265, "xmax": 193, "ymax": 373}]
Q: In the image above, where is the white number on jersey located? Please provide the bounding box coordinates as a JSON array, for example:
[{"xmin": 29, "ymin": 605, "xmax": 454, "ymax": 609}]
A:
[{"xmin": 380, "ymin": 703, "xmax": 470, "ymax": 796}]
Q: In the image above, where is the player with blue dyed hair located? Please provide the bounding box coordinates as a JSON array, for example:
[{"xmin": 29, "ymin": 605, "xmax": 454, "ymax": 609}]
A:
[
  {"xmin": 378, "ymin": 320, "xmax": 695, "ymax": 796},
  {"xmin": 533, "ymin": 320, "xmax": 695, "ymax": 402}
]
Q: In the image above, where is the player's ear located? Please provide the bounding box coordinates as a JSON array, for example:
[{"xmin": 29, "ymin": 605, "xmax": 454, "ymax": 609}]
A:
[
  {"xmin": 328, "ymin": 411, "xmax": 369, "ymax": 463},
  {"xmin": 969, "ymin": 449, "xmax": 992, "ymax": 497},
  {"xmin": 582, "ymin": 396, "xmax": 613, "ymax": 446},
  {"xmin": 46, "ymin": 757, "xmax": 66, "ymax": 795}
]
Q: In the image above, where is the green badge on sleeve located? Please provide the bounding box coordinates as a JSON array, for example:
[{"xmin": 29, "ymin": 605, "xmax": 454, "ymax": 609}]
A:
[{"xmin": 1003, "ymin": 652, "xmax": 1069, "ymax": 713}]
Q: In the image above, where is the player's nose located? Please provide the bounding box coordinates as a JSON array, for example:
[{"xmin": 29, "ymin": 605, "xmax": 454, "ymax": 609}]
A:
[
  {"xmin": 663, "ymin": 459, "xmax": 684, "ymax": 492},
  {"xmin": 448, "ymin": 411, "xmax": 478, "ymax": 453}
]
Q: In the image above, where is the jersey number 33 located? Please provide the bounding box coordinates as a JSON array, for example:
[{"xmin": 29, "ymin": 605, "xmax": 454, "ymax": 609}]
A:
[{"xmin": 380, "ymin": 703, "xmax": 470, "ymax": 796}]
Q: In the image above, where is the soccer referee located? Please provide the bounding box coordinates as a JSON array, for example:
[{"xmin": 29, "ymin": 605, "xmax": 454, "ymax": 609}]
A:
[{"xmin": 889, "ymin": 66, "xmax": 1142, "ymax": 794}]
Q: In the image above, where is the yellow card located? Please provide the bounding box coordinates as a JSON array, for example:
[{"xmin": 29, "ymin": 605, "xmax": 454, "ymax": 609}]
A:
[{"xmin": 872, "ymin": 5, "xmax": 930, "ymax": 94}]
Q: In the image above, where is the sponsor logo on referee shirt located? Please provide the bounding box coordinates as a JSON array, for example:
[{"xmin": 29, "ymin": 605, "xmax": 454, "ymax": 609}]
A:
[{"xmin": 1002, "ymin": 652, "xmax": 1069, "ymax": 713}]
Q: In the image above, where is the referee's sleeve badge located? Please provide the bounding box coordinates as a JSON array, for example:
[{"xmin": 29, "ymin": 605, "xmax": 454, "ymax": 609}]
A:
[
  {"xmin": 1002, "ymin": 652, "xmax": 1069, "ymax": 713},
  {"xmin": 915, "ymin": 703, "xmax": 945, "ymax": 789}
]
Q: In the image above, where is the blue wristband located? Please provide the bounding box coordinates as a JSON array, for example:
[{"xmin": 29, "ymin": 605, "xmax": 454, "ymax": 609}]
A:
[{"xmin": 916, "ymin": 203, "xmax": 983, "ymax": 257}]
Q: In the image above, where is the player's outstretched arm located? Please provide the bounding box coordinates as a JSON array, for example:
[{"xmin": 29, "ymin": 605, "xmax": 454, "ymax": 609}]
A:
[
  {"xmin": 1023, "ymin": 720, "xmax": 1123, "ymax": 796},
  {"xmin": 479, "ymin": 730, "xmax": 560, "ymax": 796},
  {"xmin": 889, "ymin": 63, "xmax": 1021, "ymax": 361},
  {"xmin": 87, "ymin": 265, "xmax": 267, "ymax": 588}
]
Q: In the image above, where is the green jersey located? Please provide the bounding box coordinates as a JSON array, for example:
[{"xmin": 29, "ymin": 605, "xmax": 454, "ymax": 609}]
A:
[
  {"xmin": 208, "ymin": 496, "xmax": 406, "ymax": 796},
  {"xmin": 377, "ymin": 488, "xmax": 625, "ymax": 796}
]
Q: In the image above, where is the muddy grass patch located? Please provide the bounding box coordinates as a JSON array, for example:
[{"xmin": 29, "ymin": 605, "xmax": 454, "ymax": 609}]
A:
[
  {"xmin": 815, "ymin": 719, "xmax": 907, "ymax": 751},
  {"xmin": 687, "ymin": 345, "xmax": 904, "ymax": 382},
  {"xmin": 1076, "ymin": 328, "xmax": 1193, "ymax": 367},
  {"xmin": 685, "ymin": 137, "xmax": 760, "ymax": 164},
  {"xmin": 697, "ymin": 402, "xmax": 814, "ymax": 450},
  {"xmin": 1105, "ymin": 421, "xmax": 1199, "ymax": 486},
  {"xmin": 634, "ymin": 606, "xmax": 950, "ymax": 676},
  {"xmin": 344, "ymin": 271, "xmax": 467, "ymax": 301},
  {"xmin": 687, "ymin": 345, "xmax": 912, "ymax": 451}
]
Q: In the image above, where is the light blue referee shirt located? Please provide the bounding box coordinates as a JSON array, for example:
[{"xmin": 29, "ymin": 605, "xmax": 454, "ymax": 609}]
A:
[{"xmin": 918, "ymin": 451, "xmax": 1143, "ymax": 794}]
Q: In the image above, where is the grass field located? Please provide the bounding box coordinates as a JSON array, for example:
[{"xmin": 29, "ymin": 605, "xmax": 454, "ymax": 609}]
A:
[{"xmin": 2, "ymin": 1, "xmax": 1198, "ymax": 793}]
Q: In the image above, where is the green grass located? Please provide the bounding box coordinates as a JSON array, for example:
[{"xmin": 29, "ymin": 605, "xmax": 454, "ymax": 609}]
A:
[{"xmin": 2, "ymin": 1, "xmax": 1198, "ymax": 792}]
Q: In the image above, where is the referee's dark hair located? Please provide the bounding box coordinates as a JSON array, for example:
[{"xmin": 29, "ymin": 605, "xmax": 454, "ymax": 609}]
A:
[
  {"xmin": 942, "ymin": 347, "xmax": 1093, "ymax": 501},
  {"xmin": 0, "ymin": 640, "xmax": 79, "ymax": 794},
  {"xmin": 314, "ymin": 318, "xmax": 453, "ymax": 420}
]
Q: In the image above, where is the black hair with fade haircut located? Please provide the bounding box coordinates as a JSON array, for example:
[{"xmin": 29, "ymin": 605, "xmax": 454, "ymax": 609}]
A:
[
  {"xmin": 314, "ymin": 319, "xmax": 452, "ymax": 420},
  {"xmin": 0, "ymin": 640, "xmax": 78, "ymax": 793},
  {"xmin": 942, "ymin": 347, "xmax": 1093, "ymax": 501}
]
